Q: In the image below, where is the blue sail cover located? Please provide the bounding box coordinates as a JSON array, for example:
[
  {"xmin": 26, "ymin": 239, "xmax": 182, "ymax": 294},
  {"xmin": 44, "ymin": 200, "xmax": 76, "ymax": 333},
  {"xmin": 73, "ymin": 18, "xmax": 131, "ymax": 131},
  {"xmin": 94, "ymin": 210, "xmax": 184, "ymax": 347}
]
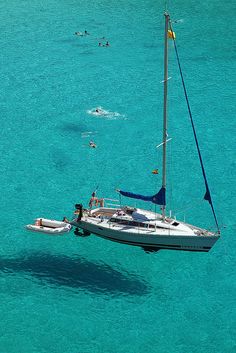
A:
[
  {"xmin": 204, "ymin": 187, "xmax": 211, "ymax": 203},
  {"xmin": 119, "ymin": 187, "xmax": 166, "ymax": 205}
]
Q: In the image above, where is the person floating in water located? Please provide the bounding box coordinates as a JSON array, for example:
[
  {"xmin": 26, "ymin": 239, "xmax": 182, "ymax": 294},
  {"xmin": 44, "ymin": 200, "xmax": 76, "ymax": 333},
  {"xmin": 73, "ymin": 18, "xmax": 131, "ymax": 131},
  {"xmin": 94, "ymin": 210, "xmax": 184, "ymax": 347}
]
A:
[
  {"xmin": 95, "ymin": 107, "xmax": 102, "ymax": 113},
  {"xmin": 98, "ymin": 41, "xmax": 110, "ymax": 47},
  {"xmin": 74, "ymin": 30, "xmax": 89, "ymax": 36},
  {"xmin": 89, "ymin": 141, "xmax": 97, "ymax": 148}
]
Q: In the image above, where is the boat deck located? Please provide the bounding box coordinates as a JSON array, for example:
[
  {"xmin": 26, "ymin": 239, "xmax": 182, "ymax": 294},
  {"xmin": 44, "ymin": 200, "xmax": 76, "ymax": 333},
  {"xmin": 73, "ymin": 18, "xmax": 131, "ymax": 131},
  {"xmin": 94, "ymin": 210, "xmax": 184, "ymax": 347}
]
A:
[
  {"xmin": 90, "ymin": 208, "xmax": 117, "ymax": 218},
  {"xmin": 76, "ymin": 207, "xmax": 217, "ymax": 237}
]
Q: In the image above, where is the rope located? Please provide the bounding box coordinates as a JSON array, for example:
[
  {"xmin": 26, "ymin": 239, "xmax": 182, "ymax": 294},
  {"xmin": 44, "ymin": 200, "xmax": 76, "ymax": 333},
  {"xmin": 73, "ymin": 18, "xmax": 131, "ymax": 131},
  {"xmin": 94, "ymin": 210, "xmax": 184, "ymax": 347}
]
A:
[
  {"xmin": 168, "ymin": 137, "xmax": 173, "ymax": 216},
  {"xmin": 92, "ymin": 127, "xmax": 121, "ymax": 194},
  {"xmin": 169, "ymin": 19, "xmax": 220, "ymax": 232},
  {"xmin": 174, "ymin": 199, "xmax": 202, "ymax": 217},
  {"xmin": 93, "ymin": 26, "xmax": 160, "ymax": 199}
]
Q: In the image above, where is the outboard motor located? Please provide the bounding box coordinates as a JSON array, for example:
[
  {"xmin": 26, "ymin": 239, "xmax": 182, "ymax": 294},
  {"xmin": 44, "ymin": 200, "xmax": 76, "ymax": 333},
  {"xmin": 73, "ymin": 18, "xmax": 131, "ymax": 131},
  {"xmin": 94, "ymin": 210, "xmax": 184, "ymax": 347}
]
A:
[{"xmin": 75, "ymin": 203, "xmax": 83, "ymax": 221}]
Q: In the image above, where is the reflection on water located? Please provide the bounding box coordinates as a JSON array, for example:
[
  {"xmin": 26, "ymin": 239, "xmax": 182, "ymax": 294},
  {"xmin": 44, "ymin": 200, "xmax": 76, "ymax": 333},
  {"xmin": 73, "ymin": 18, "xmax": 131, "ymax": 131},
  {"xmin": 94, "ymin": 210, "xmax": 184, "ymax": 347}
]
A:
[
  {"xmin": 60, "ymin": 122, "xmax": 87, "ymax": 134},
  {"xmin": 50, "ymin": 148, "xmax": 71, "ymax": 171},
  {"xmin": 80, "ymin": 50, "xmax": 95, "ymax": 56},
  {"xmin": 0, "ymin": 252, "xmax": 149, "ymax": 296}
]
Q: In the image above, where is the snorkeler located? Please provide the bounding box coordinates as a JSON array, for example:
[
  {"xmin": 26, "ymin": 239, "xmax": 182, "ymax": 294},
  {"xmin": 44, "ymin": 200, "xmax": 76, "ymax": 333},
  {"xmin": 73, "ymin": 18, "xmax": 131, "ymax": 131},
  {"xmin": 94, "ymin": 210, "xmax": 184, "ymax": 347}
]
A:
[{"xmin": 89, "ymin": 141, "xmax": 97, "ymax": 148}]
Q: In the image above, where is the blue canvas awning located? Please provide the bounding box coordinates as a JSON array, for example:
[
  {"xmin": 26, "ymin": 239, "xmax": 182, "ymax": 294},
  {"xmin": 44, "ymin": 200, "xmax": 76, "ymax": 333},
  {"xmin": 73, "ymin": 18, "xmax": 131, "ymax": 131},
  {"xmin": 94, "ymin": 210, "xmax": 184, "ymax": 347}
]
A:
[{"xmin": 119, "ymin": 187, "xmax": 166, "ymax": 206}]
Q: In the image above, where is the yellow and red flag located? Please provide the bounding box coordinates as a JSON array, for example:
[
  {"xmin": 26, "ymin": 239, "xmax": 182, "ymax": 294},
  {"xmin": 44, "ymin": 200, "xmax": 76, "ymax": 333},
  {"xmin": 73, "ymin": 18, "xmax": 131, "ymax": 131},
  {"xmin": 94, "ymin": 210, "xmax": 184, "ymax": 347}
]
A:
[{"xmin": 168, "ymin": 30, "xmax": 176, "ymax": 40}]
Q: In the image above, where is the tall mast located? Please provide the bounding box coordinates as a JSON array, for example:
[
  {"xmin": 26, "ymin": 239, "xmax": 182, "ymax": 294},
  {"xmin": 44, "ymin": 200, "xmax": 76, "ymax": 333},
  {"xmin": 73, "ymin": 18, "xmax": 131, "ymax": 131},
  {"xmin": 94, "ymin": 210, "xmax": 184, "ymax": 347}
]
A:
[{"xmin": 162, "ymin": 12, "xmax": 169, "ymax": 220}]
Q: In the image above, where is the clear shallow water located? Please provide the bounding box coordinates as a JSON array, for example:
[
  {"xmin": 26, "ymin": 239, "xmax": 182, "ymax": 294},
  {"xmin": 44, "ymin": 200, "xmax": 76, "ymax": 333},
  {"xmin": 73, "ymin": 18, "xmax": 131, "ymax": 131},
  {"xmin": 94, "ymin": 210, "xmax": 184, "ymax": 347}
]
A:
[{"xmin": 0, "ymin": 0, "xmax": 235, "ymax": 352}]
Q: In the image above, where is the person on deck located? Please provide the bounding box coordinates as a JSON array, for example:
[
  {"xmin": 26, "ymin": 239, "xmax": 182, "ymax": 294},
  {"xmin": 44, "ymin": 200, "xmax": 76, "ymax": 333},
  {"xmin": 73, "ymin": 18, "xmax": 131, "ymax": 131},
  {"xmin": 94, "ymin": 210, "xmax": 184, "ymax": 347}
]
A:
[
  {"xmin": 96, "ymin": 198, "xmax": 104, "ymax": 207},
  {"xmin": 89, "ymin": 192, "xmax": 97, "ymax": 208},
  {"xmin": 89, "ymin": 192, "xmax": 104, "ymax": 208}
]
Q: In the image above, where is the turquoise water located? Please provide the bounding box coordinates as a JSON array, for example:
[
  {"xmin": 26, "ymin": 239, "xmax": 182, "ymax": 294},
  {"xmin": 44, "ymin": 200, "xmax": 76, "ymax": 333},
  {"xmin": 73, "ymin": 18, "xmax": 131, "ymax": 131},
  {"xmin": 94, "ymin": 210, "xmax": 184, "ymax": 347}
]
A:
[{"xmin": 0, "ymin": 0, "xmax": 235, "ymax": 352}]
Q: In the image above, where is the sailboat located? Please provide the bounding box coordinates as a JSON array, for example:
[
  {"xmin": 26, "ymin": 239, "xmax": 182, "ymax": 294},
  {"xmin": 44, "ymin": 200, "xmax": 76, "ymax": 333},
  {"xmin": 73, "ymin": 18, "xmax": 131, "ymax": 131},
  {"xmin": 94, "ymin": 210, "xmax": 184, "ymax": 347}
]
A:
[{"xmin": 71, "ymin": 13, "xmax": 220, "ymax": 252}]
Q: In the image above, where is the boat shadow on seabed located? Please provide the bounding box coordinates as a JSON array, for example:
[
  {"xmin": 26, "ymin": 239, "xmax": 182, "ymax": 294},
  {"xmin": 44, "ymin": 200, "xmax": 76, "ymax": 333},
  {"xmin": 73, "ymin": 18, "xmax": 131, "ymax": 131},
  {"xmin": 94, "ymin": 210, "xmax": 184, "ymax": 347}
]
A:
[{"xmin": 0, "ymin": 251, "xmax": 150, "ymax": 296}]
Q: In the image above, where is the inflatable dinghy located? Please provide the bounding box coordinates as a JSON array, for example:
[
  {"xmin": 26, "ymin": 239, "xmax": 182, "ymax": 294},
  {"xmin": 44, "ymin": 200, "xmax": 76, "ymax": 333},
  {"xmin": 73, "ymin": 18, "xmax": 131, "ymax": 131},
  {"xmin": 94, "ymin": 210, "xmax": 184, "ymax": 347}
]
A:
[{"xmin": 26, "ymin": 218, "xmax": 72, "ymax": 235}]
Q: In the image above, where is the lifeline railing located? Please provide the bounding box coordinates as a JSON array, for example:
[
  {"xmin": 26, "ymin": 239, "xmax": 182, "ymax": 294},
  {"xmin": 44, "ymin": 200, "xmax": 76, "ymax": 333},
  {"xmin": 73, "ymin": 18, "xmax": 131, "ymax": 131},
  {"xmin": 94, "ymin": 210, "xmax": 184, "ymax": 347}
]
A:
[{"xmin": 103, "ymin": 198, "xmax": 121, "ymax": 208}]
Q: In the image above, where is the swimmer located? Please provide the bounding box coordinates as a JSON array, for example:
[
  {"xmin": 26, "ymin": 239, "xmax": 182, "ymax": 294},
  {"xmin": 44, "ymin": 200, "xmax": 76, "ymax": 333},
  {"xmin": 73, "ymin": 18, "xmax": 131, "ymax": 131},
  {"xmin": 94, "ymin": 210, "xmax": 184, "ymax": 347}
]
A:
[
  {"xmin": 95, "ymin": 107, "xmax": 105, "ymax": 114},
  {"xmin": 74, "ymin": 31, "xmax": 83, "ymax": 36},
  {"xmin": 102, "ymin": 41, "xmax": 110, "ymax": 47},
  {"xmin": 89, "ymin": 141, "xmax": 97, "ymax": 148},
  {"xmin": 84, "ymin": 30, "xmax": 90, "ymax": 35}
]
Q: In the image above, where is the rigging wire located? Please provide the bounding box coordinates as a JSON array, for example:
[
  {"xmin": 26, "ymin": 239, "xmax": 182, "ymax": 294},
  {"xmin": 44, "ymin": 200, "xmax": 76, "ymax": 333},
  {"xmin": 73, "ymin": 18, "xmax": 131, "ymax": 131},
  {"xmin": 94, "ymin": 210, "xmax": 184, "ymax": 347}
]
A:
[
  {"xmin": 174, "ymin": 199, "xmax": 203, "ymax": 217},
  {"xmin": 92, "ymin": 119, "xmax": 123, "ymax": 194},
  {"xmin": 165, "ymin": 0, "xmax": 169, "ymax": 12},
  {"xmin": 93, "ymin": 15, "xmax": 162, "ymax": 205},
  {"xmin": 169, "ymin": 18, "xmax": 220, "ymax": 232},
  {"xmin": 168, "ymin": 138, "xmax": 173, "ymax": 216}
]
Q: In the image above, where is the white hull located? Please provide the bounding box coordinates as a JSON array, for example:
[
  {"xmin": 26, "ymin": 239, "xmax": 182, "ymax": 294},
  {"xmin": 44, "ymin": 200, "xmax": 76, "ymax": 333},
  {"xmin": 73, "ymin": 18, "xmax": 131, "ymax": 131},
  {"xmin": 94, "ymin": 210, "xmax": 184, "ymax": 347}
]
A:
[
  {"xmin": 72, "ymin": 208, "xmax": 219, "ymax": 252},
  {"xmin": 26, "ymin": 218, "xmax": 72, "ymax": 235}
]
